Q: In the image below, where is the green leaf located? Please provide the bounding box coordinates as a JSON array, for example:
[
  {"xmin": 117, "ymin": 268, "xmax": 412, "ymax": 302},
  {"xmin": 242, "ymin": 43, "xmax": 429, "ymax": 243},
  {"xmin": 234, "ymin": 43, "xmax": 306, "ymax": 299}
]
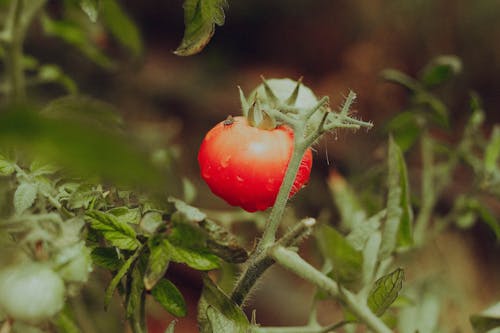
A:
[
  {"xmin": 327, "ymin": 171, "xmax": 367, "ymax": 231},
  {"xmin": 41, "ymin": 15, "xmax": 115, "ymax": 69},
  {"xmin": 198, "ymin": 276, "xmax": 249, "ymax": 333},
  {"xmin": 174, "ymin": 0, "xmax": 228, "ymax": 56},
  {"xmin": 91, "ymin": 247, "xmax": 123, "ymax": 270},
  {"xmin": 101, "ymin": 0, "xmax": 143, "ymax": 57},
  {"xmin": 165, "ymin": 239, "xmax": 219, "ymax": 271},
  {"xmin": 0, "ymin": 106, "xmax": 177, "ymax": 192},
  {"xmin": 346, "ymin": 210, "xmax": 384, "ymax": 251},
  {"xmin": 126, "ymin": 257, "xmax": 146, "ymax": 319},
  {"xmin": 485, "ymin": 126, "xmax": 500, "ymax": 174},
  {"xmin": 107, "ymin": 206, "xmax": 141, "ymax": 225},
  {"xmin": 67, "ymin": 184, "xmax": 102, "ymax": 210},
  {"xmin": 104, "ymin": 246, "xmax": 142, "ymax": 309},
  {"xmin": 151, "ymin": 279, "xmax": 187, "ymax": 317},
  {"xmin": 420, "ymin": 55, "xmax": 462, "ymax": 88},
  {"xmin": 139, "ymin": 211, "xmax": 164, "ymax": 235},
  {"xmin": 41, "ymin": 95, "xmax": 123, "ymax": 132},
  {"xmin": 0, "ymin": 154, "xmax": 15, "ymax": 176},
  {"xmin": 170, "ymin": 197, "xmax": 206, "ymax": 222},
  {"xmin": 14, "ymin": 182, "xmax": 38, "ymax": 214},
  {"xmin": 29, "ymin": 159, "xmax": 60, "ymax": 176},
  {"xmin": 165, "ymin": 320, "xmax": 177, "ymax": 333},
  {"xmin": 471, "ymin": 303, "xmax": 500, "ymax": 333},
  {"xmin": 79, "ymin": 0, "xmax": 100, "ymax": 22},
  {"xmin": 169, "ymin": 214, "xmax": 207, "ymax": 248},
  {"xmin": 384, "ymin": 111, "xmax": 421, "ymax": 152},
  {"xmin": 86, "ymin": 210, "xmax": 140, "ymax": 250},
  {"xmin": 368, "ymin": 268, "xmax": 405, "ymax": 316},
  {"xmin": 380, "ymin": 137, "xmax": 413, "ymax": 258},
  {"xmin": 144, "ymin": 237, "xmax": 171, "ymax": 290},
  {"xmin": 316, "ymin": 224, "xmax": 363, "ymax": 289},
  {"xmin": 37, "ymin": 64, "xmax": 78, "ymax": 94}
]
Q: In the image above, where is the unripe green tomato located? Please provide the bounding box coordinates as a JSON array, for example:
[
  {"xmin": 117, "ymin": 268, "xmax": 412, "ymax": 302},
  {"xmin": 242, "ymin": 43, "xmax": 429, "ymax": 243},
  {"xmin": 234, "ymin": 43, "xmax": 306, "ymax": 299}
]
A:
[
  {"xmin": 56, "ymin": 241, "xmax": 92, "ymax": 283},
  {"xmin": 250, "ymin": 78, "xmax": 318, "ymax": 109},
  {"xmin": 0, "ymin": 262, "xmax": 65, "ymax": 323}
]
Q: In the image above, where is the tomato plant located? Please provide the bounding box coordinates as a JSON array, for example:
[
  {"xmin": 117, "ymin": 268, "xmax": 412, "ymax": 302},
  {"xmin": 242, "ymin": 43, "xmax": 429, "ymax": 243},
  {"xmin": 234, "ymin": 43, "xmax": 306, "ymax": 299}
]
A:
[
  {"xmin": 0, "ymin": 1, "xmax": 499, "ymax": 333},
  {"xmin": 198, "ymin": 116, "xmax": 313, "ymax": 212}
]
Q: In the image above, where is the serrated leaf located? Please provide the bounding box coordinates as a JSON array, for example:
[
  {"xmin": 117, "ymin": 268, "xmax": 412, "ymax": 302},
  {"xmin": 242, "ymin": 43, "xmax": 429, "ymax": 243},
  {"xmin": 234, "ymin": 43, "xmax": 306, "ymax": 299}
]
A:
[
  {"xmin": 169, "ymin": 215, "xmax": 207, "ymax": 247},
  {"xmin": 368, "ymin": 268, "xmax": 405, "ymax": 316},
  {"xmin": 174, "ymin": 0, "xmax": 228, "ymax": 56},
  {"xmin": 67, "ymin": 184, "xmax": 101, "ymax": 209},
  {"xmin": 151, "ymin": 279, "xmax": 187, "ymax": 317},
  {"xmin": 86, "ymin": 210, "xmax": 140, "ymax": 250},
  {"xmin": 14, "ymin": 182, "xmax": 38, "ymax": 214},
  {"xmin": 316, "ymin": 224, "xmax": 363, "ymax": 289},
  {"xmin": 91, "ymin": 247, "xmax": 123, "ymax": 270},
  {"xmin": 380, "ymin": 137, "xmax": 413, "ymax": 258},
  {"xmin": 144, "ymin": 237, "xmax": 171, "ymax": 290},
  {"xmin": 0, "ymin": 154, "xmax": 15, "ymax": 176},
  {"xmin": 346, "ymin": 210, "xmax": 384, "ymax": 251},
  {"xmin": 165, "ymin": 239, "xmax": 219, "ymax": 271},
  {"xmin": 101, "ymin": 0, "xmax": 142, "ymax": 57},
  {"xmin": 107, "ymin": 206, "xmax": 141, "ymax": 225},
  {"xmin": 79, "ymin": 0, "xmax": 100, "ymax": 22},
  {"xmin": 198, "ymin": 276, "xmax": 249, "ymax": 333},
  {"xmin": 420, "ymin": 55, "xmax": 462, "ymax": 88},
  {"xmin": 471, "ymin": 303, "xmax": 500, "ymax": 333},
  {"xmin": 29, "ymin": 159, "xmax": 60, "ymax": 176},
  {"xmin": 206, "ymin": 306, "xmax": 244, "ymax": 333}
]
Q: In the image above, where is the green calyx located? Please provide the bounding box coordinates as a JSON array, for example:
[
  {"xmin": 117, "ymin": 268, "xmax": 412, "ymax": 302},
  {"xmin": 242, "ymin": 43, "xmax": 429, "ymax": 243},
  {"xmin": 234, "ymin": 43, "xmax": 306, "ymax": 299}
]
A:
[{"xmin": 239, "ymin": 76, "xmax": 322, "ymax": 131}]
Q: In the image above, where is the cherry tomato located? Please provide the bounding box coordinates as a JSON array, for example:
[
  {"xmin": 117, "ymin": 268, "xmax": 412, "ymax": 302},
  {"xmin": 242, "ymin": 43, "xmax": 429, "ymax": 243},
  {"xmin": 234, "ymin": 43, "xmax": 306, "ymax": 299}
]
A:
[{"xmin": 198, "ymin": 116, "xmax": 312, "ymax": 212}]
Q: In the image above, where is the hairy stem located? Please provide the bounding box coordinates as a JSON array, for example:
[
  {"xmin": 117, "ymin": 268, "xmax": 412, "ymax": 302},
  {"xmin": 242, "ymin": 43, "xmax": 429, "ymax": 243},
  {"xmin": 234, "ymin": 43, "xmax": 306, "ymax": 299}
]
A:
[
  {"xmin": 258, "ymin": 139, "xmax": 307, "ymax": 251},
  {"xmin": 270, "ymin": 246, "xmax": 392, "ymax": 333}
]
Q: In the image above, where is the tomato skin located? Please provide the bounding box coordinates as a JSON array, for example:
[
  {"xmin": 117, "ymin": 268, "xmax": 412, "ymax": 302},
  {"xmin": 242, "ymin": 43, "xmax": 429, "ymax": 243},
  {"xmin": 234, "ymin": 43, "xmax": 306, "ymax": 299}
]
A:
[{"xmin": 198, "ymin": 116, "xmax": 312, "ymax": 212}]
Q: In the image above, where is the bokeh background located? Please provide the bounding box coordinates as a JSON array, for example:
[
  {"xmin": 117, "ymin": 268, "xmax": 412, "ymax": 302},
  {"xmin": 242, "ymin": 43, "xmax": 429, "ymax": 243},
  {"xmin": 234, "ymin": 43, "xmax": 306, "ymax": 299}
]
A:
[{"xmin": 21, "ymin": 0, "xmax": 500, "ymax": 332}]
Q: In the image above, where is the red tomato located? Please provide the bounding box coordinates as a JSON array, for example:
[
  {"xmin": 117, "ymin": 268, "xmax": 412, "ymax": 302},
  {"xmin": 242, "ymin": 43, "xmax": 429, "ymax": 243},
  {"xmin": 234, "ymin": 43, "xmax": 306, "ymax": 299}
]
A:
[{"xmin": 198, "ymin": 116, "xmax": 313, "ymax": 212}]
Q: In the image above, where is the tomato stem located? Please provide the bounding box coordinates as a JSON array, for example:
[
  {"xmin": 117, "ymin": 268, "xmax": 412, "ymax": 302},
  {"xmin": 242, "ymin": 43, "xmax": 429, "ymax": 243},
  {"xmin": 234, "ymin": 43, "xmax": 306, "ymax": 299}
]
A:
[{"xmin": 270, "ymin": 246, "xmax": 392, "ymax": 333}]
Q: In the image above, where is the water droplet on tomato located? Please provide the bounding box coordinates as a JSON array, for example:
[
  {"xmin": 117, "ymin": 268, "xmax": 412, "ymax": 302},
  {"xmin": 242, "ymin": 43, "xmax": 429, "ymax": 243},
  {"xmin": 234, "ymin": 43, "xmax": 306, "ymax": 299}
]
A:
[
  {"xmin": 236, "ymin": 176, "xmax": 244, "ymax": 183},
  {"xmin": 266, "ymin": 179, "xmax": 276, "ymax": 191}
]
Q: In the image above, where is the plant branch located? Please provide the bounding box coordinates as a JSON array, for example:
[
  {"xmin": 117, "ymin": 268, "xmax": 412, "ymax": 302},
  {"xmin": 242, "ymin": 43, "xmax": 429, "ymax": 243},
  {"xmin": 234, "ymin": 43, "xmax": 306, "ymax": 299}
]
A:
[
  {"xmin": 252, "ymin": 320, "xmax": 354, "ymax": 333},
  {"xmin": 270, "ymin": 246, "xmax": 392, "ymax": 333},
  {"xmin": 1, "ymin": 0, "xmax": 47, "ymax": 103}
]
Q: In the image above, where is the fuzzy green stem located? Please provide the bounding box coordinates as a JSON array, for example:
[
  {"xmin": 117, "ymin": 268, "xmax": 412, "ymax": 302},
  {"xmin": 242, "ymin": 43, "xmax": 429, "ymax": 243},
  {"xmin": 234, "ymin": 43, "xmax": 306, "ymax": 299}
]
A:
[
  {"xmin": 231, "ymin": 218, "xmax": 315, "ymax": 305},
  {"xmin": 270, "ymin": 246, "xmax": 392, "ymax": 333},
  {"xmin": 258, "ymin": 139, "xmax": 308, "ymax": 250},
  {"xmin": 252, "ymin": 320, "xmax": 353, "ymax": 333}
]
